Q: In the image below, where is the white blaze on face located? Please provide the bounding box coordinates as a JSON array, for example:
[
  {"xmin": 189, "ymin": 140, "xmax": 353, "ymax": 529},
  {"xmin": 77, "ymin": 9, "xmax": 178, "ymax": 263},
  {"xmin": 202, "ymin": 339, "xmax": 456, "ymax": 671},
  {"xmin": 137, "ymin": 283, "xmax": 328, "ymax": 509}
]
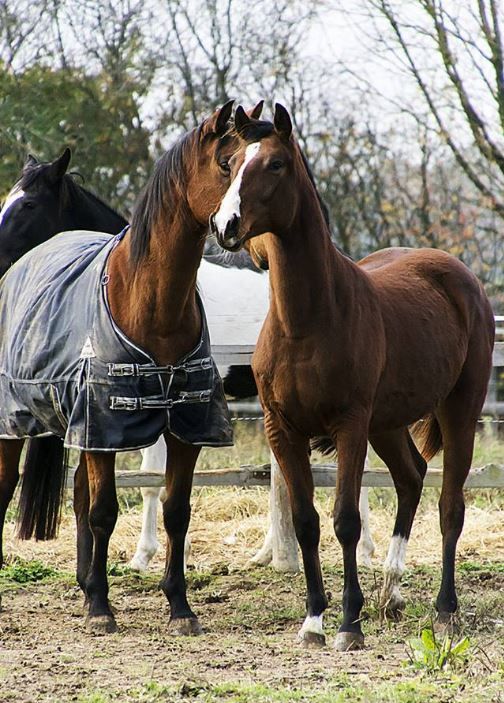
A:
[
  {"xmin": 213, "ymin": 142, "xmax": 261, "ymax": 235},
  {"xmin": 0, "ymin": 185, "xmax": 25, "ymax": 226}
]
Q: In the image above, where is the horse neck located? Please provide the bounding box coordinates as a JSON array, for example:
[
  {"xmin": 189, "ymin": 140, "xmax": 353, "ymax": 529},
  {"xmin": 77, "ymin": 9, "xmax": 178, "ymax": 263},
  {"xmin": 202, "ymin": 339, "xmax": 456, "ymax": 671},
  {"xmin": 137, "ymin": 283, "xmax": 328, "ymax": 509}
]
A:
[
  {"xmin": 266, "ymin": 188, "xmax": 351, "ymax": 338},
  {"xmin": 107, "ymin": 212, "xmax": 206, "ymax": 363},
  {"xmin": 63, "ymin": 186, "xmax": 127, "ymax": 234}
]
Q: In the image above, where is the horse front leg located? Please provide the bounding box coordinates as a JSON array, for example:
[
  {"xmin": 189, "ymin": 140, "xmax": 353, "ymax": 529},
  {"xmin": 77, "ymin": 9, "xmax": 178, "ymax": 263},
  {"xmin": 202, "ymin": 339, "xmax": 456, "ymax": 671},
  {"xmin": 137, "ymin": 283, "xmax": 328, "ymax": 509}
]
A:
[
  {"xmin": 82, "ymin": 451, "xmax": 118, "ymax": 634},
  {"xmin": 333, "ymin": 423, "xmax": 369, "ymax": 651},
  {"xmin": 160, "ymin": 433, "xmax": 201, "ymax": 635},
  {"xmin": 265, "ymin": 413, "xmax": 328, "ymax": 647}
]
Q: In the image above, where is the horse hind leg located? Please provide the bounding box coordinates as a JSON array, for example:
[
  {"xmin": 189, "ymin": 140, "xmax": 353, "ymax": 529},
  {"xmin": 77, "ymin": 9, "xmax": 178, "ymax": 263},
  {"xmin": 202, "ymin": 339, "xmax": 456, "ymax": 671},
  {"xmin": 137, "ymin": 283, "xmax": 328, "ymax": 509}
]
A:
[
  {"xmin": 369, "ymin": 428, "xmax": 426, "ymax": 620},
  {"xmin": 130, "ymin": 438, "xmax": 193, "ymax": 573},
  {"xmin": 129, "ymin": 437, "xmax": 166, "ymax": 572},
  {"xmin": 434, "ymin": 332, "xmax": 492, "ymax": 630},
  {"xmin": 357, "ymin": 449, "xmax": 375, "ymax": 568}
]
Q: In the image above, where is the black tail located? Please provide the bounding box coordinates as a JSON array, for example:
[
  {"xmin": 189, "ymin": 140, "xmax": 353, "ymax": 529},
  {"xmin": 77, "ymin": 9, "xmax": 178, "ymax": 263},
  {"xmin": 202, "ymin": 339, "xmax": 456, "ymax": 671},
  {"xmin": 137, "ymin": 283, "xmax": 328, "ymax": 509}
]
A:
[
  {"xmin": 17, "ymin": 437, "xmax": 68, "ymax": 541},
  {"xmin": 411, "ymin": 414, "xmax": 443, "ymax": 462},
  {"xmin": 310, "ymin": 436, "xmax": 336, "ymax": 457}
]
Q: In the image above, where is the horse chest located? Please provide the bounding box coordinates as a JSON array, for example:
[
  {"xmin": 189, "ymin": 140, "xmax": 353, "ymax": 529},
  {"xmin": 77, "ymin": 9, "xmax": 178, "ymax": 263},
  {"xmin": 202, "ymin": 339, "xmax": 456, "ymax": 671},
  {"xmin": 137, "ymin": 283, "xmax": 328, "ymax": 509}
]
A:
[{"xmin": 253, "ymin": 331, "xmax": 360, "ymax": 429}]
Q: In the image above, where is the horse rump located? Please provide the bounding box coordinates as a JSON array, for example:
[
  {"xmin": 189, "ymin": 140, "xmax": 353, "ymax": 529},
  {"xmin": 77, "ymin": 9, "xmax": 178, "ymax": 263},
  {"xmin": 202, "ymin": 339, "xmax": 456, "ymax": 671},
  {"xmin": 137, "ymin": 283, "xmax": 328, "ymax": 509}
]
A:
[{"xmin": 17, "ymin": 436, "xmax": 68, "ymax": 540}]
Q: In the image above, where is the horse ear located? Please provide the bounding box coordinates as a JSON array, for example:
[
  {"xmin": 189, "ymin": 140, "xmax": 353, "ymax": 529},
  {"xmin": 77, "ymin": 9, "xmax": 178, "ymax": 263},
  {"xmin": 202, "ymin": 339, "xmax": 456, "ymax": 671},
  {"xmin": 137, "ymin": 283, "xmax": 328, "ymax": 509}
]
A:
[
  {"xmin": 24, "ymin": 154, "xmax": 38, "ymax": 169},
  {"xmin": 247, "ymin": 100, "xmax": 264, "ymax": 120},
  {"xmin": 234, "ymin": 105, "xmax": 252, "ymax": 136},
  {"xmin": 48, "ymin": 148, "xmax": 71, "ymax": 183},
  {"xmin": 215, "ymin": 99, "xmax": 235, "ymax": 136},
  {"xmin": 274, "ymin": 103, "xmax": 292, "ymax": 141}
]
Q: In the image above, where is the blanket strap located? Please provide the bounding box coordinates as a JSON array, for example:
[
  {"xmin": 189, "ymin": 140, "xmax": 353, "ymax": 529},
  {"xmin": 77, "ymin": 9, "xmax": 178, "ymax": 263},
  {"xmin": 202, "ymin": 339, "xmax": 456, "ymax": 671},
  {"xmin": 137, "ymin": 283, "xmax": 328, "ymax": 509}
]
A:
[
  {"xmin": 108, "ymin": 357, "xmax": 213, "ymax": 377},
  {"xmin": 109, "ymin": 389, "xmax": 212, "ymax": 411}
]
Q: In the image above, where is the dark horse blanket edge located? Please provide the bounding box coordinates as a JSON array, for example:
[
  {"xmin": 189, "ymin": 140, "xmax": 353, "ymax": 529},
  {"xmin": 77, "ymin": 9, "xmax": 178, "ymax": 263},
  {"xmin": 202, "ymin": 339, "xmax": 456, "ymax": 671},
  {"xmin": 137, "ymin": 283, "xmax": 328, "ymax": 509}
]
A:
[{"xmin": 0, "ymin": 229, "xmax": 234, "ymax": 451}]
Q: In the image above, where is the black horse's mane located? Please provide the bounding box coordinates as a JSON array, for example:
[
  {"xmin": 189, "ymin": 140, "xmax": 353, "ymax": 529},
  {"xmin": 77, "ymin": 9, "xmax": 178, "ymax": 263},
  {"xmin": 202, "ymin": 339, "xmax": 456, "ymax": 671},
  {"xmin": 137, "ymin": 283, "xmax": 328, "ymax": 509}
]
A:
[
  {"xmin": 129, "ymin": 128, "xmax": 198, "ymax": 267},
  {"xmin": 18, "ymin": 162, "xmax": 126, "ymax": 222}
]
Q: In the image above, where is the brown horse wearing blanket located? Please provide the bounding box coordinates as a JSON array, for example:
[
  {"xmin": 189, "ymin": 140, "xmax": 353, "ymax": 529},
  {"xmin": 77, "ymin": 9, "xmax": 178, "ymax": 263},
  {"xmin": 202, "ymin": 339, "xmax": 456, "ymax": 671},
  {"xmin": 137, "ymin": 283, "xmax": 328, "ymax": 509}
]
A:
[
  {"xmin": 0, "ymin": 101, "xmax": 266, "ymax": 634},
  {"xmin": 211, "ymin": 104, "xmax": 495, "ymax": 650}
]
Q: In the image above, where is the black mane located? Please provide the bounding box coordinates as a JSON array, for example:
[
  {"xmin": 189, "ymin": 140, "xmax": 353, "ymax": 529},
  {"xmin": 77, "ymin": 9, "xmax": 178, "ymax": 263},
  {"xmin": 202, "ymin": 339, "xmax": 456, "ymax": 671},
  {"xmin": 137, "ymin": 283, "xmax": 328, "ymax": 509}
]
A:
[
  {"xmin": 18, "ymin": 162, "xmax": 126, "ymax": 222},
  {"xmin": 129, "ymin": 128, "xmax": 197, "ymax": 266}
]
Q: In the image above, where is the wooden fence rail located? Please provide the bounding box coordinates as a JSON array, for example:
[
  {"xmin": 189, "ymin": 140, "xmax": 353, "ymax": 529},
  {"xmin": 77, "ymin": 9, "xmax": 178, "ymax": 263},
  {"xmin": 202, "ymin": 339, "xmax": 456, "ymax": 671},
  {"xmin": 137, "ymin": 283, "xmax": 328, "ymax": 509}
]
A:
[{"xmin": 65, "ymin": 462, "xmax": 504, "ymax": 490}]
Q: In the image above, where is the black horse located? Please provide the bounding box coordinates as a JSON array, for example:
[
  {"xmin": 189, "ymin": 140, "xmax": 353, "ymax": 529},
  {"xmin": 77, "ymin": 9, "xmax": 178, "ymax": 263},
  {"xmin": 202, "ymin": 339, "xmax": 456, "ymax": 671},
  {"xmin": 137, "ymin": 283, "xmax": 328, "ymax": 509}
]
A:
[{"xmin": 0, "ymin": 150, "xmax": 127, "ymax": 277}]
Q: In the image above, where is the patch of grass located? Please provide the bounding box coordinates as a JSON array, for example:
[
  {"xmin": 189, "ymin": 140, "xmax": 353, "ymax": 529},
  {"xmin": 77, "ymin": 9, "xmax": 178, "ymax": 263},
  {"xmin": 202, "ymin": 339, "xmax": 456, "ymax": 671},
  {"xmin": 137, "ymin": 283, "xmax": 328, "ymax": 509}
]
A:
[
  {"xmin": 125, "ymin": 677, "xmax": 467, "ymax": 703},
  {"xmin": 459, "ymin": 561, "xmax": 504, "ymax": 574},
  {"xmin": 107, "ymin": 561, "xmax": 135, "ymax": 577},
  {"xmin": 0, "ymin": 558, "xmax": 58, "ymax": 585},
  {"xmin": 76, "ymin": 693, "xmax": 112, "ymax": 703},
  {"xmin": 187, "ymin": 571, "xmax": 215, "ymax": 590}
]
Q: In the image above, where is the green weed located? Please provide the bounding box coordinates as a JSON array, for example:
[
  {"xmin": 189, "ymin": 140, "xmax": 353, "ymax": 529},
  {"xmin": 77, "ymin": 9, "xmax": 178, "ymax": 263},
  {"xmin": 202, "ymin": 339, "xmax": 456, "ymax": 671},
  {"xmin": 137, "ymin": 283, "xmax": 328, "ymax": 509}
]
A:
[
  {"xmin": 0, "ymin": 558, "xmax": 58, "ymax": 584},
  {"xmin": 407, "ymin": 627, "xmax": 471, "ymax": 672}
]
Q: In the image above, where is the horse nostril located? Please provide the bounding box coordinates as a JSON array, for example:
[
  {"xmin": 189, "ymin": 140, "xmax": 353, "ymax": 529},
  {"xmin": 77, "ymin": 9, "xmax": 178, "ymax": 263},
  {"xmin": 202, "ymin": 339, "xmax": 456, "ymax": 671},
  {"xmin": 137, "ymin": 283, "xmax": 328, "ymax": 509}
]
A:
[{"xmin": 224, "ymin": 214, "xmax": 240, "ymax": 240}]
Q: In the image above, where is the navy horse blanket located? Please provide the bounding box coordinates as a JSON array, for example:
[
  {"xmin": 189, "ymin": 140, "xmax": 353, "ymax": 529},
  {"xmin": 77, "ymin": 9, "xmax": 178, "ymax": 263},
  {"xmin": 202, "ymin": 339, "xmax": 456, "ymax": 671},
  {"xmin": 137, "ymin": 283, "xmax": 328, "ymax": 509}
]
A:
[{"xmin": 0, "ymin": 230, "xmax": 233, "ymax": 451}]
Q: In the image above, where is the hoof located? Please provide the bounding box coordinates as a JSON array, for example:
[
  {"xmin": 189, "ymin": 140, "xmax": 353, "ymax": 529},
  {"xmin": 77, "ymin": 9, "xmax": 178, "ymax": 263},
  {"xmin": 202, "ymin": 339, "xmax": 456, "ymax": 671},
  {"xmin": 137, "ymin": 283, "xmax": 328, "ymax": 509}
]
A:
[
  {"xmin": 334, "ymin": 631, "xmax": 365, "ymax": 652},
  {"xmin": 128, "ymin": 556, "xmax": 150, "ymax": 572},
  {"xmin": 380, "ymin": 595, "xmax": 406, "ymax": 622},
  {"xmin": 168, "ymin": 617, "xmax": 202, "ymax": 636},
  {"xmin": 85, "ymin": 614, "xmax": 118, "ymax": 635},
  {"xmin": 434, "ymin": 613, "xmax": 459, "ymax": 636},
  {"xmin": 299, "ymin": 631, "xmax": 326, "ymax": 649}
]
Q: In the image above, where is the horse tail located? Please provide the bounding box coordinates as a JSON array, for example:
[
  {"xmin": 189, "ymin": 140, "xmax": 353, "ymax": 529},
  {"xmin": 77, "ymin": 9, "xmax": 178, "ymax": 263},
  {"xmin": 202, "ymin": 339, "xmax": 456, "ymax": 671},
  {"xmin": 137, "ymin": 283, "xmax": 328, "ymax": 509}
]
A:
[
  {"xmin": 310, "ymin": 436, "xmax": 336, "ymax": 457},
  {"xmin": 411, "ymin": 414, "xmax": 443, "ymax": 462},
  {"xmin": 17, "ymin": 437, "xmax": 68, "ymax": 541}
]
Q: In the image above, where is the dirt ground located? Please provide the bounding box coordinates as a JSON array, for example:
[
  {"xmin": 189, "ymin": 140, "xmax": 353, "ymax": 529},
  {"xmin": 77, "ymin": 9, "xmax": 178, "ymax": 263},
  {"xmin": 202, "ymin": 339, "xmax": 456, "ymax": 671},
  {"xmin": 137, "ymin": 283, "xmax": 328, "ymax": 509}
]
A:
[{"xmin": 1, "ymin": 487, "xmax": 504, "ymax": 703}]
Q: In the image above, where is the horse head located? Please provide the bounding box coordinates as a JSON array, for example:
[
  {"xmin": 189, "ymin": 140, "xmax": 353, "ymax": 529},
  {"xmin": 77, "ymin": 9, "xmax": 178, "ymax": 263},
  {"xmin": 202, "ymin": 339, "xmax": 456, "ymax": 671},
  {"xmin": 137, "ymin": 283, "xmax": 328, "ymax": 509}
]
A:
[
  {"xmin": 210, "ymin": 103, "xmax": 301, "ymax": 269},
  {"xmin": 0, "ymin": 149, "xmax": 72, "ymax": 277},
  {"xmin": 184, "ymin": 100, "xmax": 264, "ymax": 226}
]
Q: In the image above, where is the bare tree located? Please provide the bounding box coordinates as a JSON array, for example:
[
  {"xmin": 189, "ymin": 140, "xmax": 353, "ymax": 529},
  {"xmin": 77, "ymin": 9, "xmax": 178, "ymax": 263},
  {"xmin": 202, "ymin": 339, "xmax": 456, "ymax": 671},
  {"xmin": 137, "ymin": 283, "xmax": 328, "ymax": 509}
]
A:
[
  {"xmin": 357, "ymin": 0, "xmax": 504, "ymax": 218},
  {"xmin": 151, "ymin": 0, "xmax": 319, "ymax": 141},
  {"xmin": 0, "ymin": 0, "xmax": 56, "ymax": 70}
]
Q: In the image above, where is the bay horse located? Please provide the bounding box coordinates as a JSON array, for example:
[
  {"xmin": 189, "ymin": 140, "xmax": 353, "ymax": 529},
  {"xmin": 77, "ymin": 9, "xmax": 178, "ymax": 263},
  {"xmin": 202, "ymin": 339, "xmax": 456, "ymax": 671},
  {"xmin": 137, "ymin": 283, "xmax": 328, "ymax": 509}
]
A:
[
  {"xmin": 0, "ymin": 101, "xmax": 244, "ymax": 635},
  {"xmin": 0, "ymin": 147, "xmax": 376, "ymax": 572},
  {"xmin": 211, "ymin": 104, "xmax": 495, "ymax": 650},
  {"xmin": 0, "ymin": 139, "xmax": 268, "ymax": 575}
]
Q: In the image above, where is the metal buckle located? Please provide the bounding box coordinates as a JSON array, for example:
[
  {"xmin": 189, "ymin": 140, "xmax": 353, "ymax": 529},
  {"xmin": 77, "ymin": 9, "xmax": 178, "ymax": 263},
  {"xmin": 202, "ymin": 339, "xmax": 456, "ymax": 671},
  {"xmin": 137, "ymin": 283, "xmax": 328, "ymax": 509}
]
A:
[
  {"xmin": 178, "ymin": 389, "xmax": 212, "ymax": 403},
  {"xmin": 109, "ymin": 396, "xmax": 138, "ymax": 410},
  {"xmin": 138, "ymin": 398, "xmax": 174, "ymax": 409},
  {"xmin": 108, "ymin": 363, "xmax": 137, "ymax": 377}
]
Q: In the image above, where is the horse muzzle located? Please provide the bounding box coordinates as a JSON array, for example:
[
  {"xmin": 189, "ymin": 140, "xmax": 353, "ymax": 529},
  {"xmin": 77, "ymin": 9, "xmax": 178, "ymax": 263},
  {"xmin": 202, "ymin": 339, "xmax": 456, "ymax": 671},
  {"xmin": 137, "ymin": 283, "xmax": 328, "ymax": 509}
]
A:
[{"xmin": 209, "ymin": 212, "xmax": 243, "ymax": 252}]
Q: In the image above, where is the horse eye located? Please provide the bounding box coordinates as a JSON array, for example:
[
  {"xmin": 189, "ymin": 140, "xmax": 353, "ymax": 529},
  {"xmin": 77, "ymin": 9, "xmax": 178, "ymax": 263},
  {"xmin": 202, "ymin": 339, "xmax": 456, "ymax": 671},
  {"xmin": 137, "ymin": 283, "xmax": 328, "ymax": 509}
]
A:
[
  {"xmin": 23, "ymin": 201, "xmax": 36, "ymax": 209},
  {"xmin": 269, "ymin": 160, "xmax": 284, "ymax": 172},
  {"xmin": 219, "ymin": 160, "xmax": 231, "ymax": 174}
]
